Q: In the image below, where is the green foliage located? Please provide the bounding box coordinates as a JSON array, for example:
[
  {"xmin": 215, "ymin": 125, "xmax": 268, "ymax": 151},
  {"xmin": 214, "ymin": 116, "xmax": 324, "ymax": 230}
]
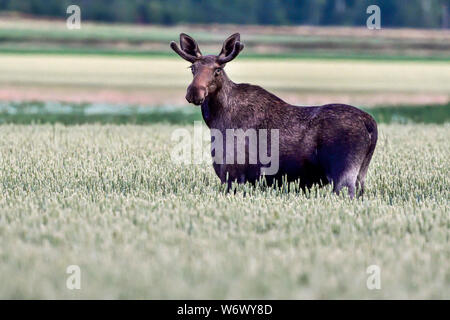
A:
[
  {"xmin": 368, "ymin": 104, "xmax": 450, "ymax": 124},
  {"xmin": 0, "ymin": 0, "xmax": 448, "ymax": 28},
  {"xmin": 0, "ymin": 102, "xmax": 203, "ymax": 125},
  {"xmin": 0, "ymin": 102, "xmax": 448, "ymax": 125}
]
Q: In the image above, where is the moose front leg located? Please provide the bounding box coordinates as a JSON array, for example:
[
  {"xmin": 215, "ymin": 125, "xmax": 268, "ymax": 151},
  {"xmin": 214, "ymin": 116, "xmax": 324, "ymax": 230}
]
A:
[{"xmin": 213, "ymin": 163, "xmax": 247, "ymax": 193}]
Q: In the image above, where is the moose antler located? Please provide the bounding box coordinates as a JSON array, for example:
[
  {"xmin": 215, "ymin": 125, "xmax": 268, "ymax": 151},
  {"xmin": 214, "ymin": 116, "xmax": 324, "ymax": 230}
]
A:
[
  {"xmin": 170, "ymin": 41, "xmax": 198, "ymax": 63},
  {"xmin": 218, "ymin": 41, "xmax": 244, "ymax": 64}
]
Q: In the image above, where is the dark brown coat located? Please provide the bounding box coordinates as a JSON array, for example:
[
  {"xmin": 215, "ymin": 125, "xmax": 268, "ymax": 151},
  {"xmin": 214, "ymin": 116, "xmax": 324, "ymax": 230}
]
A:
[{"xmin": 170, "ymin": 33, "xmax": 377, "ymax": 197}]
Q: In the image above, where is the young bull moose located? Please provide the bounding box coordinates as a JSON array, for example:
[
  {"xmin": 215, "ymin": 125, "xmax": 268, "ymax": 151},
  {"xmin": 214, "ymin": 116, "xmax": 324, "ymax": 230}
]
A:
[{"xmin": 170, "ymin": 33, "xmax": 377, "ymax": 198}]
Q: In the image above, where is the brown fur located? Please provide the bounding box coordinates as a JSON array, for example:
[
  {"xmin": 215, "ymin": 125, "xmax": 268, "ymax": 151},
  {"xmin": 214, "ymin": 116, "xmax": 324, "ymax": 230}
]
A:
[{"xmin": 170, "ymin": 33, "xmax": 377, "ymax": 198}]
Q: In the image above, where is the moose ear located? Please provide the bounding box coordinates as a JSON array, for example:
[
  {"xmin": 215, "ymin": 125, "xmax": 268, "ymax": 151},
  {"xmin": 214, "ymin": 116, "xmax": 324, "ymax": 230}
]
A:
[
  {"xmin": 179, "ymin": 33, "xmax": 202, "ymax": 58},
  {"xmin": 219, "ymin": 33, "xmax": 244, "ymax": 59}
]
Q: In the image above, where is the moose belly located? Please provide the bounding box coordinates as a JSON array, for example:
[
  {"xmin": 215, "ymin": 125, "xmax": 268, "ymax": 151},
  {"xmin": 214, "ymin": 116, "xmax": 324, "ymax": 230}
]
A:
[
  {"xmin": 212, "ymin": 163, "xmax": 261, "ymax": 184},
  {"xmin": 273, "ymin": 157, "xmax": 329, "ymax": 188},
  {"xmin": 212, "ymin": 156, "xmax": 328, "ymax": 188},
  {"xmin": 208, "ymin": 128, "xmax": 328, "ymax": 188}
]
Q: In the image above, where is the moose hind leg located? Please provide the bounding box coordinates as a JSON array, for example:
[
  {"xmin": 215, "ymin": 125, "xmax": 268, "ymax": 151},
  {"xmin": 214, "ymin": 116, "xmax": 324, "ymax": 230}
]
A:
[
  {"xmin": 330, "ymin": 167, "xmax": 359, "ymax": 199},
  {"xmin": 356, "ymin": 143, "xmax": 377, "ymax": 198},
  {"xmin": 356, "ymin": 162, "xmax": 369, "ymax": 197},
  {"xmin": 356, "ymin": 176, "xmax": 365, "ymax": 197}
]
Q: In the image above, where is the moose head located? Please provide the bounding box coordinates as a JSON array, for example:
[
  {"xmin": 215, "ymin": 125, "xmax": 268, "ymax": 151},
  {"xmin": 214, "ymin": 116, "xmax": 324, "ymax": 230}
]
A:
[{"xmin": 170, "ymin": 33, "xmax": 244, "ymax": 105}]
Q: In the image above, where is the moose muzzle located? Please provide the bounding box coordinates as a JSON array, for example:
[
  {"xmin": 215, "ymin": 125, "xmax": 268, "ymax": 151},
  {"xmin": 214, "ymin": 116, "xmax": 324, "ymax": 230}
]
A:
[{"xmin": 186, "ymin": 85, "xmax": 208, "ymax": 106}]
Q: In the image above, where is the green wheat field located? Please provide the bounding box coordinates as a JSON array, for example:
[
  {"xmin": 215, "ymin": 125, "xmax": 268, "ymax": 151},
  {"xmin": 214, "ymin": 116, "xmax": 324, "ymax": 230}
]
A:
[
  {"xmin": 0, "ymin": 123, "xmax": 448, "ymax": 299},
  {"xmin": 0, "ymin": 19, "xmax": 449, "ymax": 299}
]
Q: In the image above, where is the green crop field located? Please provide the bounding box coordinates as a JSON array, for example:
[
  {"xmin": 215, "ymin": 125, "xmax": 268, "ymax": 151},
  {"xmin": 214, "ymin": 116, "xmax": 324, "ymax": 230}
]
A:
[{"xmin": 0, "ymin": 123, "xmax": 448, "ymax": 299}]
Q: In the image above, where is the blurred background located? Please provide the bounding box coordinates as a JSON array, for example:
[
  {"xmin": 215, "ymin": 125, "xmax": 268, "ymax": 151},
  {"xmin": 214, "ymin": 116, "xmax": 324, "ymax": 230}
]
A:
[{"xmin": 0, "ymin": 0, "xmax": 448, "ymax": 124}]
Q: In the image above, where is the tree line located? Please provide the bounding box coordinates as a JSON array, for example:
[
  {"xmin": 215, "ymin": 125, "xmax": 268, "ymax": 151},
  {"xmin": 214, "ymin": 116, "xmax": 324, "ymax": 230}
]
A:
[{"xmin": 0, "ymin": 0, "xmax": 448, "ymax": 28}]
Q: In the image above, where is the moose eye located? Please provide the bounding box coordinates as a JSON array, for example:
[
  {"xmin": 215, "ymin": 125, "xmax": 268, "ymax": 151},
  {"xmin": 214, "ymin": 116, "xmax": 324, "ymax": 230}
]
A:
[{"xmin": 214, "ymin": 68, "xmax": 222, "ymax": 76}]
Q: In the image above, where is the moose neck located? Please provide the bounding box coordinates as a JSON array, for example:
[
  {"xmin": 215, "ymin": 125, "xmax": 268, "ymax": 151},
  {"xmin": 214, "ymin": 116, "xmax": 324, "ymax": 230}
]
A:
[{"xmin": 201, "ymin": 71, "xmax": 235, "ymax": 126}]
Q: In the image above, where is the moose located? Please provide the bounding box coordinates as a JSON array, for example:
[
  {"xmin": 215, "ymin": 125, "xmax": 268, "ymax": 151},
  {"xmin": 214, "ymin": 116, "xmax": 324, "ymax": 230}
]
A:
[{"xmin": 170, "ymin": 33, "xmax": 377, "ymax": 198}]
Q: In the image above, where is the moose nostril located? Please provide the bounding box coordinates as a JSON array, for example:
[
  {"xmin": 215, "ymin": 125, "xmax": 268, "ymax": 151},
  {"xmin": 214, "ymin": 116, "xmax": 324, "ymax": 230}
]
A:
[{"xmin": 197, "ymin": 87, "xmax": 206, "ymax": 98}]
